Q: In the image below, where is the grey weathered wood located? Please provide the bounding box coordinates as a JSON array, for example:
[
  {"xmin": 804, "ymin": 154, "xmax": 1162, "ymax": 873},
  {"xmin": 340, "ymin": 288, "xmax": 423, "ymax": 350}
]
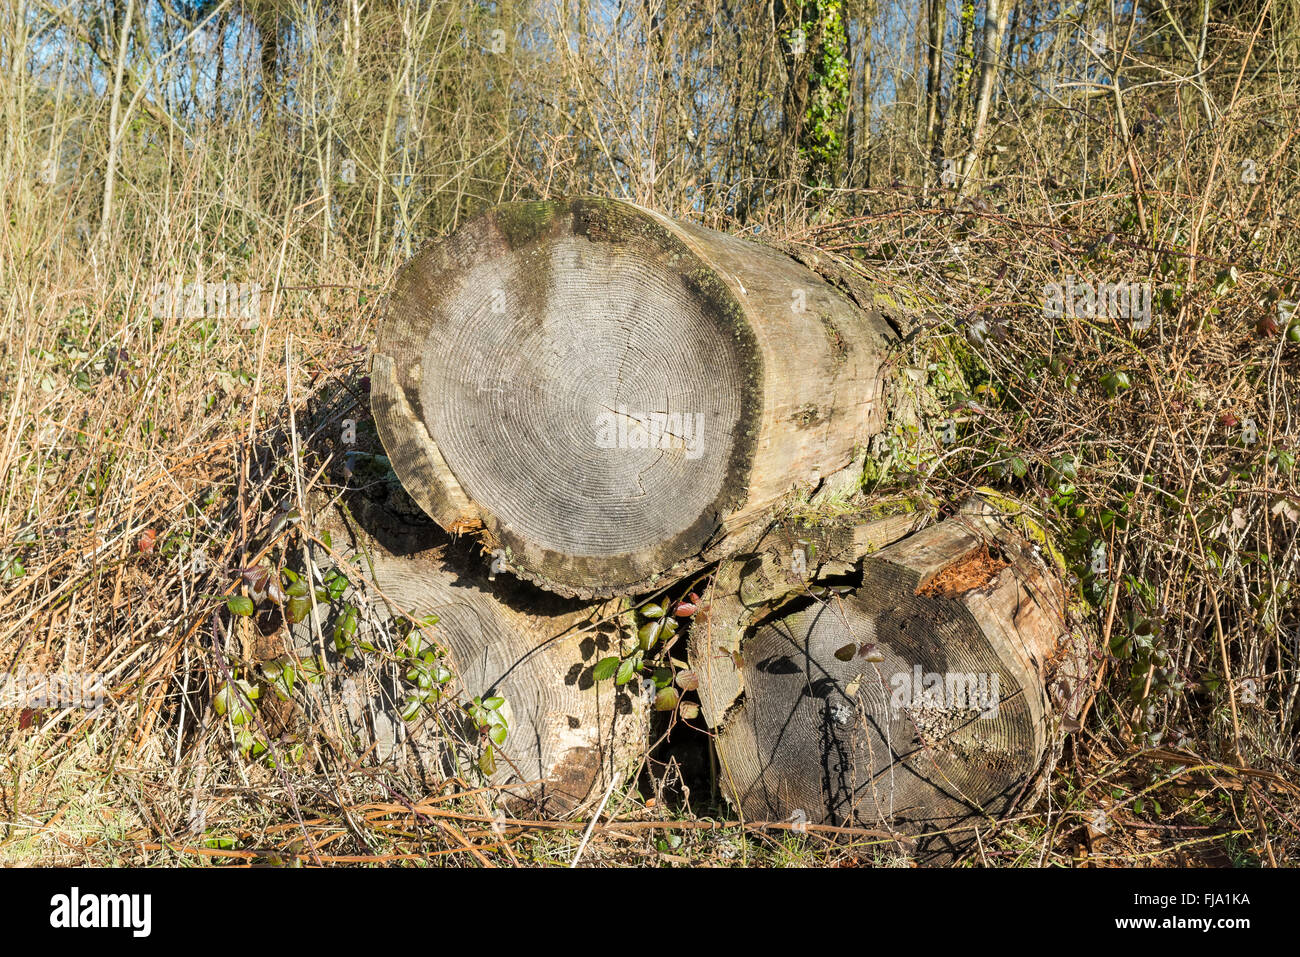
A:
[
  {"xmin": 372, "ymin": 197, "xmax": 901, "ymax": 597},
  {"xmin": 689, "ymin": 496, "xmax": 1092, "ymax": 860},
  {"xmin": 285, "ymin": 493, "xmax": 647, "ymax": 815}
]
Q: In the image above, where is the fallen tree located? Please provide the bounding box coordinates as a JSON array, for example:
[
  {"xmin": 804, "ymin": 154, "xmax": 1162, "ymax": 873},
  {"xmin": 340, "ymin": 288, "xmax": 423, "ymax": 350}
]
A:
[
  {"xmin": 372, "ymin": 196, "xmax": 912, "ymax": 598},
  {"xmin": 278, "ymin": 197, "xmax": 1100, "ymax": 859}
]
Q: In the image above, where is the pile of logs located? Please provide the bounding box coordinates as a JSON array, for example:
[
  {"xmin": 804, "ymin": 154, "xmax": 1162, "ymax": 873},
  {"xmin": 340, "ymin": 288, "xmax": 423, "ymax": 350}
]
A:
[{"xmin": 289, "ymin": 197, "xmax": 1092, "ymax": 861}]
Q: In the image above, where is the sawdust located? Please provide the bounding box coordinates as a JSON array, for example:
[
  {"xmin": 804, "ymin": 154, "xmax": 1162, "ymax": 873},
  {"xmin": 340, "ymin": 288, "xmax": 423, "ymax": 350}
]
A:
[{"xmin": 915, "ymin": 543, "xmax": 1009, "ymax": 598}]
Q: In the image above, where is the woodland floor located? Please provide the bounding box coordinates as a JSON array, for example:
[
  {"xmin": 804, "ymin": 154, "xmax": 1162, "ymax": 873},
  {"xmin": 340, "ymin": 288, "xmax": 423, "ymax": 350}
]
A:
[{"xmin": 2, "ymin": 194, "xmax": 1298, "ymax": 868}]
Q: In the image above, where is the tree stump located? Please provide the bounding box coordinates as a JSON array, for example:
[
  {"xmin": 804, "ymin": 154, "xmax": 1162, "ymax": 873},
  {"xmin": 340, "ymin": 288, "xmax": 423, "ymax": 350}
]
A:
[
  {"xmin": 372, "ymin": 196, "xmax": 906, "ymax": 597},
  {"xmin": 689, "ymin": 495, "xmax": 1093, "ymax": 861},
  {"xmin": 284, "ymin": 490, "xmax": 647, "ymax": 815}
]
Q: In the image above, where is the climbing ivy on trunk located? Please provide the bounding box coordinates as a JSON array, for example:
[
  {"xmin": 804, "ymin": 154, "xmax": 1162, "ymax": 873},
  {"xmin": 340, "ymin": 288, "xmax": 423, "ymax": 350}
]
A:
[{"xmin": 776, "ymin": 0, "xmax": 850, "ymax": 189}]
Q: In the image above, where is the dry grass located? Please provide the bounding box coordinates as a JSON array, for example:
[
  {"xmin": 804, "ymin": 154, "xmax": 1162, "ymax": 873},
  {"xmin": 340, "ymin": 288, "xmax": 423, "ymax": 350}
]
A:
[{"xmin": 2, "ymin": 1, "xmax": 1299, "ymax": 867}]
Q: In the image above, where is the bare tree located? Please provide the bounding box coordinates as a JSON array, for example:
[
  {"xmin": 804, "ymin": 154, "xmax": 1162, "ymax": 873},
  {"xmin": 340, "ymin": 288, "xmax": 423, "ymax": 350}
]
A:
[{"xmin": 957, "ymin": 0, "xmax": 1007, "ymax": 195}]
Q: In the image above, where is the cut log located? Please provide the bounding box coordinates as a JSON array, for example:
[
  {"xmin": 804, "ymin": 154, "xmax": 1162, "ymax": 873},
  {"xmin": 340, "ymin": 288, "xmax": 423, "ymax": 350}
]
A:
[
  {"xmin": 689, "ymin": 495, "xmax": 1093, "ymax": 861},
  {"xmin": 281, "ymin": 490, "xmax": 647, "ymax": 815},
  {"xmin": 372, "ymin": 196, "xmax": 906, "ymax": 598}
]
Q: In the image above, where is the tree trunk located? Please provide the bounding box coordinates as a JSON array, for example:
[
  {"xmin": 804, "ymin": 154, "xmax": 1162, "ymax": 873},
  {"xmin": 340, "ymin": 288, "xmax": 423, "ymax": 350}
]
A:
[
  {"xmin": 372, "ymin": 196, "xmax": 905, "ymax": 598},
  {"xmin": 958, "ymin": 0, "xmax": 1008, "ymax": 196},
  {"xmin": 924, "ymin": 0, "xmax": 947, "ymax": 182},
  {"xmin": 952, "ymin": 0, "xmax": 976, "ymax": 145},
  {"xmin": 688, "ymin": 494, "xmax": 1093, "ymax": 861},
  {"xmin": 280, "ymin": 489, "xmax": 647, "ymax": 816}
]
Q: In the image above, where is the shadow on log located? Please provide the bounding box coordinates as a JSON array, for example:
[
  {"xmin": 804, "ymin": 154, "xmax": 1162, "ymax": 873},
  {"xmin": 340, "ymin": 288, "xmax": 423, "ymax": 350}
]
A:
[{"xmin": 283, "ymin": 487, "xmax": 647, "ymax": 816}]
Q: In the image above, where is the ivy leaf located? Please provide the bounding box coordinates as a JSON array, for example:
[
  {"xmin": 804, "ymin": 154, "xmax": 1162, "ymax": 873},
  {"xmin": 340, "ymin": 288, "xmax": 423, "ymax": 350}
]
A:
[
  {"xmin": 333, "ymin": 604, "xmax": 359, "ymax": 645},
  {"xmin": 323, "ymin": 570, "xmax": 349, "ymax": 601}
]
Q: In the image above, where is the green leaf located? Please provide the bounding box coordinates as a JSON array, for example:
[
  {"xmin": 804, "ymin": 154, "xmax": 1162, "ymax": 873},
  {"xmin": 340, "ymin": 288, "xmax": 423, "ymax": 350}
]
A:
[
  {"xmin": 615, "ymin": 656, "xmax": 639, "ymax": 686},
  {"xmin": 226, "ymin": 595, "xmax": 255, "ymax": 616},
  {"xmin": 1099, "ymin": 371, "xmax": 1131, "ymax": 396},
  {"xmin": 333, "ymin": 604, "xmax": 359, "ymax": 645},
  {"xmin": 214, "ymin": 679, "xmax": 258, "ymax": 724},
  {"xmin": 638, "ymin": 621, "xmax": 662, "ymax": 651},
  {"xmin": 592, "ymin": 656, "xmax": 620, "ymax": 681},
  {"xmin": 286, "ymin": 595, "xmax": 311, "ymax": 624},
  {"xmin": 324, "ymin": 571, "xmax": 349, "ymax": 601},
  {"xmin": 640, "ymin": 603, "xmax": 665, "ymax": 619},
  {"xmin": 298, "ymin": 656, "xmax": 324, "ymax": 682}
]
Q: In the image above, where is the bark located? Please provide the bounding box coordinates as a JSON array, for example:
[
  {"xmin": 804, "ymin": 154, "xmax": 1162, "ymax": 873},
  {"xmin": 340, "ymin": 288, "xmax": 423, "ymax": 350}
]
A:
[
  {"xmin": 97, "ymin": 0, "xmax": 136, "ymax": 247},
  {"xmin": 953, "ymin": 0, "xmax": 976, "ymax": 143}
]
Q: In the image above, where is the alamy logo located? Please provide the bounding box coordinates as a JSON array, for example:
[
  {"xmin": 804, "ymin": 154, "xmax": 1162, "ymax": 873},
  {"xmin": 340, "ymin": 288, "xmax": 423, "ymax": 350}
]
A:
[
  {"xmin": 593, "ymin": 406, "xmax": 706, "ymax": 460},
  {"xmin": 889, "ymin": 666, "xmax": 1001, "ymax": 719},
  {"xmin": 1043, "ymin": 276, "xmax": 1152, "ymax": 329},
  {"xmin": 1, "ymin": 667, "xmax": 104, "ymax": 711},
  {"xmin": 49, "ymin": 887, "xmax": 151, "ymax": 937},
  {"xmin": 150, "ymin": 280, "xmax": 261, "ymax": 324}
]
